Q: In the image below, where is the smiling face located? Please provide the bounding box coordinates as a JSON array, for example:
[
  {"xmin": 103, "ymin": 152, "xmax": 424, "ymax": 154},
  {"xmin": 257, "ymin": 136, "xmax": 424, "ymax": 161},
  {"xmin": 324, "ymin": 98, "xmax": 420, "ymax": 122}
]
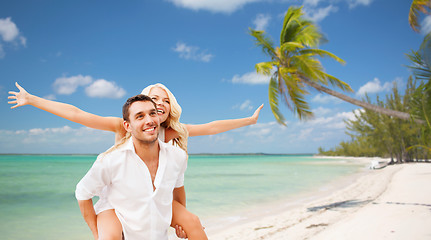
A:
[
  {"xmin": 124, "ymin": 100, "xmax": 160, "ymax": 144},
  {"xmin": 148, "ymin": 87, "xmax": 171, "ymax": 124}
]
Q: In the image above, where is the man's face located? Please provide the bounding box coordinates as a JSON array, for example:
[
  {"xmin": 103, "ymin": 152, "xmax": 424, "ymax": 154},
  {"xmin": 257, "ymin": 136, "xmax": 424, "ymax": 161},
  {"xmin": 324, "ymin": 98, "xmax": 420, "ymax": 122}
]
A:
[{"xmin": 124, "ymin": 101, "xmax": 160, "ymax": 144}]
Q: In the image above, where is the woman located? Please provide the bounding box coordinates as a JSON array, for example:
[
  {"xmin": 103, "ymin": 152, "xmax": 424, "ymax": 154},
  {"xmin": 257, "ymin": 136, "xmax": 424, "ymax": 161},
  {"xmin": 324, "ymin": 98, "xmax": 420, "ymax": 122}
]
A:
[{"xmin": 8, "ymin": 82, "xmax": 263, "ymax": 240}]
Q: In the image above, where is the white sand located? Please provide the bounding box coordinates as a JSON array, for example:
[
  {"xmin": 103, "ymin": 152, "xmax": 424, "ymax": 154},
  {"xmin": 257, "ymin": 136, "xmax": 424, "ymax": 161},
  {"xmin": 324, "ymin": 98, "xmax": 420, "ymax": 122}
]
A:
[{"xmin": 206, "ymin": 159, "xmax": 431, "ymax": 240}]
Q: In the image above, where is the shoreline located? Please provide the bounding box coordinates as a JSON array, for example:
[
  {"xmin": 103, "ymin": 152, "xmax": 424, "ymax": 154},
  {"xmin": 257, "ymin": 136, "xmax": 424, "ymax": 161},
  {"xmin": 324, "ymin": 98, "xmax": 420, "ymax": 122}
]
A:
[
  {"xmin": 201, "ymin": 156, "xmax": 372, "ymax": 234},
  {"xmin": 204, "ymin": 157, "xmax": 431, "ymax": 239}
]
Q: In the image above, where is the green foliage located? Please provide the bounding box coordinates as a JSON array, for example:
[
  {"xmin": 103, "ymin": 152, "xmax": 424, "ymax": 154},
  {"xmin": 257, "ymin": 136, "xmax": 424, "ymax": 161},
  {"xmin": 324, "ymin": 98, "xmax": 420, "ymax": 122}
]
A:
[
  {"xmin": 249, "ymin": 6, "xmax": 350, "ymax": 124},
  {"xmin": 409, "ymin": 0, "xmax": 431, "ymax": 32},
  {"xmin": 268, "ymin": 75, "xmax": 286, "ymax": 125},
  {"xmin": 406, "ymin": 37, "xmax": 431, "ymax": 153},
  {"xmin": 320, "ymin": 1, "xmax": 431, "ymax": 160},
  {"xmin": 319, "ymin": 79, "xmax": 430, "ymax": 162}
]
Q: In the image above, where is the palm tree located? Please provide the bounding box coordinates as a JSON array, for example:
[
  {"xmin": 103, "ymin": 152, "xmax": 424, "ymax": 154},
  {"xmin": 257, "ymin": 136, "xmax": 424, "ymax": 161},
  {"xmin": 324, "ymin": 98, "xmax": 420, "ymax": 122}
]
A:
[
  {"xmin": 250, "ymin": 6, "xmax": 419, "ymax": 125},
  {"xmin": 409, "ymin": 0, "xmax": 431, "ymax": 32},
  {"xmin": 407, "ymin": 0, "xmax": 431, "ymax": 153},
  {"xmin": 406, "ymin": 51, "xmax": 431, "ymax": 153}
]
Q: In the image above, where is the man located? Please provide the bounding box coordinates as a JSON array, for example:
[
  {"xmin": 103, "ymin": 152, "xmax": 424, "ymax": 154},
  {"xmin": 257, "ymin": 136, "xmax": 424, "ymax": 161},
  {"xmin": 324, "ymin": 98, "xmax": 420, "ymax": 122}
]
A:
[{"xmin": 75, "ymin": 94, "xmax": 188, "ymax": 239}]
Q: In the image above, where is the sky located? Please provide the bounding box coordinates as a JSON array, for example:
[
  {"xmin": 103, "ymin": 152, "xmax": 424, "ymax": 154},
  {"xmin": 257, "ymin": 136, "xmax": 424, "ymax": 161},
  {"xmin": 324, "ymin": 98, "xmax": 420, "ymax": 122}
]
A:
[{"xmin": 0, "ymin": 0, "xmax": 425, "ymax": 154}]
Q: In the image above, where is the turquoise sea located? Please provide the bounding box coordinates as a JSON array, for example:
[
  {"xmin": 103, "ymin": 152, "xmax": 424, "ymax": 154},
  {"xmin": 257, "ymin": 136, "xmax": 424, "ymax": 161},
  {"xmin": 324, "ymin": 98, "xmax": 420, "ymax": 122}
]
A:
[{"xmin": 0, "ymin": 154, "xmax": 366, "ymax": 239}]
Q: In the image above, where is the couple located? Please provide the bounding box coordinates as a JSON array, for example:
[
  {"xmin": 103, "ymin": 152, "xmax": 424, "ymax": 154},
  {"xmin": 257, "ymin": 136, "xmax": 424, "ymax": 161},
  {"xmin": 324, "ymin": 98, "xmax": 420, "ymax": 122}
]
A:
[{"xmin": 8, "ymin": 82, "xmax": 263, "ymax": 239}]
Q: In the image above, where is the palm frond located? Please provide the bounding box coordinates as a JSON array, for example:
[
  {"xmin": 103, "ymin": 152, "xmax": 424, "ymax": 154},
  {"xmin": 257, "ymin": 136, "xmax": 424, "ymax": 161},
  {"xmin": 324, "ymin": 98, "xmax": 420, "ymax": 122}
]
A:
[
  {"xmin": 294, "ymin": 20, "xmax": 322, "ymax": 47},
  {"xmin": 409, "ymin": 0, "xmax": 431, "ymax": 32},
  {"xmin": 268, "ymin": 75, "xmax": 286, "ymax": 125},
  {"xmin": 419, "ymin": 32, "xmax": 431, "ymax": 75},
  {"xmin": 317, "ymin": 70, "xmax": 354, "ymax": 92},
  {"xmin": 280, "ymin": 6, "xmax": 303, "ymax": 44},
  {"xmin": 280, "ymin": 42, "xmax": 304, "ymax": 55},
  {"xmin": 406, "ymin": 144, "xmax": 431, "ymax": 153},
  {"xmin": 299, "ymin": 49, "xmax": 346, "ymax": 65},
  {"xmin": 249, "ymin": 28, "xmax": 277, "ymax": 59},
  {"xmin": 255, "ymin": 61, "xmax": 276, "ymax": 76},
  {"xmin": 290, "ymin": 54, "xmax": 325, "ymax": 83},
  {"xmin": 406, "ymin": 49, "xmax": 431, "ymax": 81},
  {"xmin": 279, "ymin": 70, "xmax": 313, "ymax": 119},
  {"xmin": 411, "ymin": 83, "xmax": 431, "ymax": 128}
]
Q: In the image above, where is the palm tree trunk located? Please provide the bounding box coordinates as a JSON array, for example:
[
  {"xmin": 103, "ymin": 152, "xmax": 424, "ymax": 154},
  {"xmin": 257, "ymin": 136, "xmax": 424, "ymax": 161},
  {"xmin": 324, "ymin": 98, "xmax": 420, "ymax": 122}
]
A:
[{"xmin": 302, "ymin": 78, "xmax": 425, "ymax": 124}]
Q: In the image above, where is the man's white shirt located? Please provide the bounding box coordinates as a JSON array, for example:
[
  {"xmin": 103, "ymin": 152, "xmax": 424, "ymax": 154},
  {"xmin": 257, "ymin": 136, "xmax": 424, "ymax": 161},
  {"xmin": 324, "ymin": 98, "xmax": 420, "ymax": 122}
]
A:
[{"xmin": 75, "ymin": 138, "xmax": 187, "ymax": 240}]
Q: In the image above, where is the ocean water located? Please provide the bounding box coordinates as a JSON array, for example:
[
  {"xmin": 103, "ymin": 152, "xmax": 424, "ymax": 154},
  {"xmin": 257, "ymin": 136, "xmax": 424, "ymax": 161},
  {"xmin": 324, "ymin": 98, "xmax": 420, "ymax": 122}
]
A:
[{"xmin": 0, "ymin": 154, "xmax": 366, "ymax": 240}]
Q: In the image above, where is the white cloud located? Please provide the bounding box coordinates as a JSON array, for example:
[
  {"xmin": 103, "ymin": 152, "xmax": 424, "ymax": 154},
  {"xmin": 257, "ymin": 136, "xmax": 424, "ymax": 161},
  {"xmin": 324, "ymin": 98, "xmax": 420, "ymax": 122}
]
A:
[
  {"xmin": 53, "ymin": 75, "xmax": 93, "ymax": 95},
  {"xmin": 43, "ymin": 94, "xmax": 56, "ymax": 100},
  {"xmin": 312, "ymin": 106, "xmax": 332, "ymax": 116},
  {"xmin": 173, "ymin": 42, "xmax": 213, "ymax": 62},
  {"xmin": 85, "ymin": 79, "xmax": 127, "ymax": 99},
  {"xmin": 347, "ymin": 0, "xmax": 373, "ymax": 9},
  {"xmin": 233, "ymin": 99, "xmax": 254, "ymax": 111},
  {"xmin": 207, "ymin": 133, "xmax": 235, "ymax": 144},
  {"xmin": 0, "ymin": 17, "xmax": 26, "ymax": 58},
  {"xmin": 167, "ymin": 0, "xmax": 261, "ymax": 14},
  {"xmin": 303, "ymin": 5, "xmax": 338, "ymax": 22},
  {"xmin": 0, "ymin": 126, "xmax": 114, "ymax": 153},
  {"xmin": 231, "ymin": 71, "xmax": 270, "ymax": 84},
  {"xmin": 0, "ymin": 17, "xmax": 20, "ymax": 42},
  {"xmin": 52, "ymin": 75, "xmax": 126, "ymax": 98},
  {"xmin": 304, "ymin": 0, "xmax": 322, "ymax": 7},
  {"xmin": 253, "ymin": 14, "xmax": 271, "ymax": 31},
  {"xmin": 244, "ymin": 121, "xmax": 285, "ymax": 141},
  {"xmin": 421, "ymin": 15, "xmax": 431, "ymax": 35},
  {"xmin": 298, "ymin": 109, "xmax": 359, "ymax": 129},
  {"xmin": 19, "ymin": 36, "xmax": 26, "ymax": 46},
  {"xmin": 311, "ymin": 93, "xmax": 342, "ymax": 104},
  {"xmin": 29, "ymin": 126, "xmax": 72, "ymax": 135},
  {"xmin": 298, "ymin": 128, "xmax": 313, "ymax": 140},
  {"xmin": 0, "ymin": 44, "xmax": 4, "ymax": 58},
  {"xmin": 356, "ymin": 77, "xmax": 392, "ymax": 96},
  {"xmin": 300, "ymin": 0, "xmax": 371, "ymax": 23},
  {"xmin": 187, "ymin": 108, "xmax": 358, "ymax": 153}
]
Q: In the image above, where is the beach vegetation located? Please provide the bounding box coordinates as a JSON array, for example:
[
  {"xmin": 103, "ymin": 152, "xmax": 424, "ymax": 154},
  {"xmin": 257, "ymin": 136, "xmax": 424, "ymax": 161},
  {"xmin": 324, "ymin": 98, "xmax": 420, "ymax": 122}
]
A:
[
  {"xmin": 250, "ymin": 6, "xmax": 419, "ymax": 126},
  {"xmin": 319, "ymin": 75, "xmax": 430, "ymax": 163},
  {"xmin": 405, "ymin": 49, "xmax": 431, "ymax": 154},
  {"xmin": 314, "ymin": 1, "xmax": 431, "ymax": 162}
]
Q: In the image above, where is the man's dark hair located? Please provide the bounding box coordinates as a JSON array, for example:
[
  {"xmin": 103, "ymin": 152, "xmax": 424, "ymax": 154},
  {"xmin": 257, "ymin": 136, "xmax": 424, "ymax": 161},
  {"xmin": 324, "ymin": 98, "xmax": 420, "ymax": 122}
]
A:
[{"xmin": 122, "ymin": 94, "xmax": 157, "ymax": 122}]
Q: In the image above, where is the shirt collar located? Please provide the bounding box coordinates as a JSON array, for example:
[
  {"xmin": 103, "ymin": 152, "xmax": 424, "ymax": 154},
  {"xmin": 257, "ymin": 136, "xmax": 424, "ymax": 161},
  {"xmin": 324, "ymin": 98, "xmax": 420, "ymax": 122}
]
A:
[
  {"xmin": 123, "ymin": 136, "xmax": 166, "ymax": 154},
  {"xmin": 123, "ymin": 136, "xmax": 167, "ymax": 192}
]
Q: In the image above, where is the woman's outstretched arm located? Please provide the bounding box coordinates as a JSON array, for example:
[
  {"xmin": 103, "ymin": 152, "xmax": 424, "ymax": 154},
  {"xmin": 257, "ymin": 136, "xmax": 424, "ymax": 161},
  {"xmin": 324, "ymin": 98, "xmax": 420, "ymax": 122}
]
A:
[
  {"xmin": 8, "ymin": 82, "xmax": 124, "ymax": 135},
  {"xmin": 184, "ymin": 104, "xmax": 263, "ymax": 137}
]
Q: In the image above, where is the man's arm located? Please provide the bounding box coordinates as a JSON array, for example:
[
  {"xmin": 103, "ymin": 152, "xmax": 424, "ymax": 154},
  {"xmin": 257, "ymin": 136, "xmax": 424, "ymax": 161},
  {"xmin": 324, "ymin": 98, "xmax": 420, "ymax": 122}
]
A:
[
  {"xmin": 75, "ymin": 155, "xmax": 110, "ymax": 239},
  {"xmin": 78, "ymin": 199, "xmax": 98, "ymax": 240}
]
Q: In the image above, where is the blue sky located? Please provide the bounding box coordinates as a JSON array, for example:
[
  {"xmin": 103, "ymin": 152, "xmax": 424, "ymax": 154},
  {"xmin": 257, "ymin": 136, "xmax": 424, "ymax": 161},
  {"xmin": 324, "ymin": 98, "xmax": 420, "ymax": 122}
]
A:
[{"xmin": 0, "ymin": 0, "xmax": 425, "ymax": 154}]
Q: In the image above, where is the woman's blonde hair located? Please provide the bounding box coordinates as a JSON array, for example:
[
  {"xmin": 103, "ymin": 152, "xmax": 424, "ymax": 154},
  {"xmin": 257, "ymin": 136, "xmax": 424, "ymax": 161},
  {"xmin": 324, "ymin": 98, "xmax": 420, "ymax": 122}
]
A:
[{"xmin": 141, "ymin": 83, "xmax": 189, "ymax": 152}]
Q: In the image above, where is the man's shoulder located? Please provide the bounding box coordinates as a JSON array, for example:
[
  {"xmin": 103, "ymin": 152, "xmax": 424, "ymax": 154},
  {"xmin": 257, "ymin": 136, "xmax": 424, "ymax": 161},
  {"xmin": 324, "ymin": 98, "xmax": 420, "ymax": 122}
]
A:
[
  {"xmin": 97, "ymin": 143, "xmax": 129, "ymax": 162},
  {"xmin": 160, "ymin": 141, "xmax": 187, "ymax": 160}
]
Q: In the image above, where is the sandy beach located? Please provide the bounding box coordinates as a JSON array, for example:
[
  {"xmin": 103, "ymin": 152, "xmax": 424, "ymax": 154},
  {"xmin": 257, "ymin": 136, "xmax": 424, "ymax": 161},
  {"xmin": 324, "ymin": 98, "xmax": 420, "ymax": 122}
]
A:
[{"xmin": 206, "ymin": 158, "xmax": 431, "ymax": 240}]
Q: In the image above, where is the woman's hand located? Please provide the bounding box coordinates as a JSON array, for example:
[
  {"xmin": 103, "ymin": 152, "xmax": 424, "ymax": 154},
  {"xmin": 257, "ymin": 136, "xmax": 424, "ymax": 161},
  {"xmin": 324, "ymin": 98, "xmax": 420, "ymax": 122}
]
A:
[
  {"xmin": 250, "ymin": 104, "xmax": 264, "ymax": 124},
  {"xmin": 8, "ymin": 82, "xmax": 30, "ymax": 109},
  {"xmin": 175, "ymin": 224, "xmax": 187, "ymax": 239}
]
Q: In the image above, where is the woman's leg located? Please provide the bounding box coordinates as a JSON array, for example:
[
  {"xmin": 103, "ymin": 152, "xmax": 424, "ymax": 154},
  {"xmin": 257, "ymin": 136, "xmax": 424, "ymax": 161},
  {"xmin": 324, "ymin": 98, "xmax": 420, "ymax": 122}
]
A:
[
  {"xmin": 96, "ymin": 209, "xmax": 123, "ymax": 240},
  {"xmin": 171, "ymin": 200, "xmax": 208, "ymax": 240}
]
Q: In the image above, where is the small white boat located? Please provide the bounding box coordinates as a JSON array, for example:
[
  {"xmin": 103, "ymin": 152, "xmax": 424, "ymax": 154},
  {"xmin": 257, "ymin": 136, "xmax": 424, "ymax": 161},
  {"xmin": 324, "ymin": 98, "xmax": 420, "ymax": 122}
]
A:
[{"xmin": 369, "ymin": 160, "xmax": 388, "ymax": 169}]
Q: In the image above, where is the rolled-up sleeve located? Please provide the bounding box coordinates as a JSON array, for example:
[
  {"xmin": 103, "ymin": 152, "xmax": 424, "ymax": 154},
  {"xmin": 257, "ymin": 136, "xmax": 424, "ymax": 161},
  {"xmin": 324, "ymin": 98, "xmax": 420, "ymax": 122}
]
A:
[{"xmin": 75, "ymin": 155, "xmax": 110, "ymax": 200}]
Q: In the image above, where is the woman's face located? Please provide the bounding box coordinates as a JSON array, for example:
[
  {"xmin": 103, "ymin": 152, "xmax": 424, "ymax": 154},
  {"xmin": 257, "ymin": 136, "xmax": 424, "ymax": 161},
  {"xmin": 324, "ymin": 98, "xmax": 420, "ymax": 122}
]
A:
[{"xmin": 148, "ymin": 87, "xmax": 171, "ymax": 123}]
